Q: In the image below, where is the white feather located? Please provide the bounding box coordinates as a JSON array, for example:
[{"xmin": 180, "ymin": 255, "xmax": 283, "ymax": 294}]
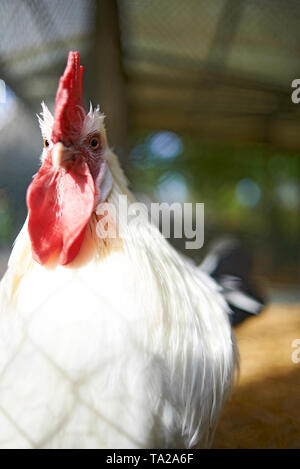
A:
[{"xmin": 38, "ymin": 102, "xmax": 54, "ymax": 141}]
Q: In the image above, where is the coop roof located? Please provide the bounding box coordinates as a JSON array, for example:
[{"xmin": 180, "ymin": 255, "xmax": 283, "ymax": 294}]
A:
[{"xmin": 1, "ymin": 0, "xmax": 300, "ymax": 149}]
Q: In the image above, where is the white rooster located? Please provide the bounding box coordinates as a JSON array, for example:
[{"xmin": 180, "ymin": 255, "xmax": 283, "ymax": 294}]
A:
[{"xmin": 0, "ymin": 52, "xmax": 238, "ymax": 449}]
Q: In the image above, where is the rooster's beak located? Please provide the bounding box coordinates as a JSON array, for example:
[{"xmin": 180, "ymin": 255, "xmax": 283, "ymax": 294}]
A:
[{"xmin": 52, "ymin": 142, "xmax": 75, "ymax": 168}]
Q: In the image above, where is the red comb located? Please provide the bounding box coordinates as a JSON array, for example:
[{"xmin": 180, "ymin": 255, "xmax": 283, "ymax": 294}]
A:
[{"xmin": 52, "ymin": 51, "xmax": 85, "ymax": 145}]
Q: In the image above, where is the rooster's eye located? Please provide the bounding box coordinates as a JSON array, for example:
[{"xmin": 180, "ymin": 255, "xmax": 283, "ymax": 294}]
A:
[
  {"xmin": 89, "ymin": 136, "xmax": 100, "ymax": 150},
  {"xmin": 43, "ymin": 139, "xmax": 49, "ymax": 149}
]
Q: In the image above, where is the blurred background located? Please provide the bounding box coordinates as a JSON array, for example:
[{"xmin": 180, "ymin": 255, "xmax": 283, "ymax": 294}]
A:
[{"xmin": 0, "ymin": 0, "xmax": 300, "ymax": 447}]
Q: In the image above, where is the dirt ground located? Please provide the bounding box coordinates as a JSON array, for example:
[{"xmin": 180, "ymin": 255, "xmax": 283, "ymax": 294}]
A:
[{"xmin": 213, "ymin": 304, "xmax": 300, "ymax": 449}]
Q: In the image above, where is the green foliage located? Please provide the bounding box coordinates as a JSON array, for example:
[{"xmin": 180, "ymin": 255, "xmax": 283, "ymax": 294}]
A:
[
  {"xmin": 128, "ymin": 131, "xmax": 300, "ymax": 274},
  {"xmin": 0, "ymin": 190, "xmax": 12, "ymax": 243}
]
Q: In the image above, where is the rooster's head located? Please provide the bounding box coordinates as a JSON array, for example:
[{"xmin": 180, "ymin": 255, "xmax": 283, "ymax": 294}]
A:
[{"xmin": 26, "ymin": 51, "xmax": 112, "ymax": 266}]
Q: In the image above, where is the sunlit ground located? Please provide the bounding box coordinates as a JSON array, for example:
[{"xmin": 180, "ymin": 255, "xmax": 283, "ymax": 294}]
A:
[{"xmin": 213, "ymin": 304, "xmax": 300, "ymax": 449}]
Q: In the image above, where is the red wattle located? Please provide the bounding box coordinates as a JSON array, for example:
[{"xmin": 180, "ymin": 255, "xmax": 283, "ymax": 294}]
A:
[{"xmin": 26, "ymin": 157, "xmax": 95, "ymax": 266}]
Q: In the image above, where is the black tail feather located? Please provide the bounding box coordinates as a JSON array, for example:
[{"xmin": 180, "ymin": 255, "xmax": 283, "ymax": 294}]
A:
[{"xmin": 200, "ymin": 238, "xmax": 265, "ymax": 326}]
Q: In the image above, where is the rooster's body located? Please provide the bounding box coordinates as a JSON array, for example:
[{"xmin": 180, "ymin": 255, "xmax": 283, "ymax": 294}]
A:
[{"xmin": 0, "ymin": 52, "xmax": 237, "ymax": 449}]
